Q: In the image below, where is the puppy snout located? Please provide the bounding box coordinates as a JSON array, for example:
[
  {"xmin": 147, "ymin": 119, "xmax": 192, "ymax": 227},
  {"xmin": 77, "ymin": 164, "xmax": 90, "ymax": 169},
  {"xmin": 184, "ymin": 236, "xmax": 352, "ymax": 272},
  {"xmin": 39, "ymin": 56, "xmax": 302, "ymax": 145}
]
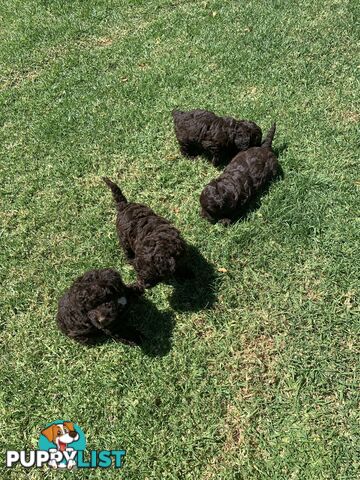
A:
[{"xmin": 69, "ymin": 431, "xmax": 78, "ymax": 439}]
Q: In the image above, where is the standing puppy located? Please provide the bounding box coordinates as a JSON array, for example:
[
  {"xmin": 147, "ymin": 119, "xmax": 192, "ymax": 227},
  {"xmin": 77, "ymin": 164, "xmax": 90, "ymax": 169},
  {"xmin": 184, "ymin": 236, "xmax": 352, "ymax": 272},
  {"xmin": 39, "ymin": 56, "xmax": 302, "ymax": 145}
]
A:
[
  {"xmin": 172, "ymin": 109, "xmax": 262, "ymax": 166},
  {"xmin": 200, "ymin": 123, "xmax": 279, "ymax": 225},
  {"xmin": 103, "ymin": 178, "xmax": 186, "ymax": 289}
]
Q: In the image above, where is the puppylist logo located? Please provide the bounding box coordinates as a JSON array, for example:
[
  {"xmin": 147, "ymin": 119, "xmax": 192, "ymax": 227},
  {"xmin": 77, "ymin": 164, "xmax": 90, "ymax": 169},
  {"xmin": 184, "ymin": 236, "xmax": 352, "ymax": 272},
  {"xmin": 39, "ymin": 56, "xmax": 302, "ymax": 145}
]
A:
[{"xmin": 6, "ymin": 420, "xmax": 126, "ymax": 470}]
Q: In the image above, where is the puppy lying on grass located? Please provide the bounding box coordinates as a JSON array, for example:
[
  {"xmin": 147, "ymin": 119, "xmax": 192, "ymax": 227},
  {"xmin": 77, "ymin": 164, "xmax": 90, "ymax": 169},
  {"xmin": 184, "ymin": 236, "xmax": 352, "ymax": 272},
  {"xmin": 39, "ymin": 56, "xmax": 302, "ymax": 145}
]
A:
[
  {"xmin": 103, "ymin": 177, "xmax": 186, "ymax": 289},
  {"xmin": 57, "ymin": 268, "xmax": 143, "ymax": 345},
  {"xmin": 172, "ymin": 109, "xmax": 262, "ymax": 166},
  {"xmin": 200, "ymin": 123, "xmax": 279, "ymax": 225}
]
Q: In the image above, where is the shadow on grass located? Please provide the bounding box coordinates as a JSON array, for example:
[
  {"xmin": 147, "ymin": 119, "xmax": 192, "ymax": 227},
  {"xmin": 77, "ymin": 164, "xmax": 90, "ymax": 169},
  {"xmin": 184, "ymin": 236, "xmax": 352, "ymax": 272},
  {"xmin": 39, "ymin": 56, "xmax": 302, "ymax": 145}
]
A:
[
  {"xmin": 82, "ymin": 298, "xmax": 175, "ymax": 357},
  {"xmin": 169, "ymin": 244, "xmax": 218, "ymax": 313},
  {"xmin": 202, "ymin": 150, "xmax": 235, "ymax": 169},
  {"xmin": 273, "ymin": 142, "xmax": 288, "ymax": 158},
  {"xmin": 127, "ymin": 297, "xmax": 175, "ymax": 358}
]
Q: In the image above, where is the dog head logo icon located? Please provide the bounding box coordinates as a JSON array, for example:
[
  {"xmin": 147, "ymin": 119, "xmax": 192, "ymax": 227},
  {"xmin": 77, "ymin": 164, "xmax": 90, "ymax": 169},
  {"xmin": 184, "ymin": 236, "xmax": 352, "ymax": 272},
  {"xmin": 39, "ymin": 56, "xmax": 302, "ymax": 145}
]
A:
[
  {"xmin": 41, "ymin": 422, "xmax": 79, "ymax": 452},
  {"xmin": 39, "ymin": 420, "xmax": 86, "ymax": 469}
]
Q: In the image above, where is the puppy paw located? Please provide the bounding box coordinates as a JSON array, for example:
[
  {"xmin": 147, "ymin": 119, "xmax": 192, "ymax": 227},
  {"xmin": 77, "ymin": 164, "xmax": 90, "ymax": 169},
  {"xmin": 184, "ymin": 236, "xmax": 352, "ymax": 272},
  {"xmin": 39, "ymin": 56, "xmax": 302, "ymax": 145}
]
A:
[
  {"xmin": 200, "ymin": 209, "xmax": 216, "ymax": 224},
  {"xmin": 128, "ymin": 282, "xmax": 145, "ymax": 296},
  {"xmin": 112, "ymin": 327, "xmax": 145, "ymax": 346},
  {"xmin": 218, "ymin": 218, "xmax": 232, "ymax": 226}
]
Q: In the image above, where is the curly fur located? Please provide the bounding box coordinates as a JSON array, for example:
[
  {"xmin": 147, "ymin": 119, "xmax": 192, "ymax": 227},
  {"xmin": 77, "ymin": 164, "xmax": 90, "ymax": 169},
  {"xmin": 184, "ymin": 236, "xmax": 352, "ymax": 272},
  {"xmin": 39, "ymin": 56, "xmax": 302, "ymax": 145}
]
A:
[
  {"xmin": 57, "ymin": 268, "xmax": 143, "ymax": 345},
  {"xmin": 103, "ymin": 178, "xmax": 186, "ymax": 289},
  {"xmin": 200, "ymin": 123, "xmax": 278, "ymax": 224},
  {"xmin": 172, "ymin": 109, "xmax": 262, "ymax": 166}
]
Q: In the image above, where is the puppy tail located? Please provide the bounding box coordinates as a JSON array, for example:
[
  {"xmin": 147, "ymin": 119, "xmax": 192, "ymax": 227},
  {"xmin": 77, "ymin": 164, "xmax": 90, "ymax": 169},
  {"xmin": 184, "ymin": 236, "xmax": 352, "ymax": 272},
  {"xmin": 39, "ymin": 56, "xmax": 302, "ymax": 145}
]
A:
[
  {"xmin": 261, "ymin": 122, "xmax": 276, "ymax": 148},
  {"xmin": 102, "ymin": 177, "xmax": 128, "ymax": 207}
]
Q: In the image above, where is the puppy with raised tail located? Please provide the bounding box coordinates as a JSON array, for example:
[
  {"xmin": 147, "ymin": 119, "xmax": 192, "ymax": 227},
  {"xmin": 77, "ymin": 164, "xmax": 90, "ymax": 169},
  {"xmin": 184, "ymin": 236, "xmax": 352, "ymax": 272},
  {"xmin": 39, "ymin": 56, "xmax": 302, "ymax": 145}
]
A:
[
  {"xmin": 200, "ymin": 123, "xmax": 279, "ymax": 225},
  {"xmin": 172, "ymin": 109, "xmax": 262, "ymax": 166},
  {"xmin": 103, "ymin": 178, "xmax": 186, "ymax": 289}
]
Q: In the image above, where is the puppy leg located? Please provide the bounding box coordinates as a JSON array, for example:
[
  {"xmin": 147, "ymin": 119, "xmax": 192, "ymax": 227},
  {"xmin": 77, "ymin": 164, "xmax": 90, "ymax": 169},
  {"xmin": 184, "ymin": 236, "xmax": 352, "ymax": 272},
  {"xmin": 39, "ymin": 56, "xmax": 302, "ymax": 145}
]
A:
[
  {"xmin": 124, "ymin": 246, "xmax": 135, "ymax": 260},
  {"xmin": 211, "ymin": 152, "xmax": 221, "ymax": 167},
  {"xmin": 200, "ymin": 208, "xmax": 216, "ymax": 224},
  {"xmin": 218, "ymin": 218, "xmax": 232, "ymax": 226},
  {"xmin": 127, "ymin": 282, "xmax": 145, "ymax": 297},
  {"xmin": 208, "ymin": 146, "xmax": 223, "ymax": 166},
  {"xmin": 119, "ymin": 238, "xmax": 135, "ymax": 260},
  {"xmin": 180, "ymin": 142, "xmax": 197, "ymax": 158}
]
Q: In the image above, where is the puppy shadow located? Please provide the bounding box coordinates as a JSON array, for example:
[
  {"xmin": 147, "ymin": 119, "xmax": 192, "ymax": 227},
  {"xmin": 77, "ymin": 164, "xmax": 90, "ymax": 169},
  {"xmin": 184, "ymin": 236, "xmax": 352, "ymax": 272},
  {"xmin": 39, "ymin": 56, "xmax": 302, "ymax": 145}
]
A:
[
  {"xmin": 88, "ymin": 298, "xmax": 175, "ymax": 357},
  {"xmin": 182, "ymin": 145, "xmax": 232, "ymax": 169},
  {"xmin": 127, "ymin": 297, "xmax": 175, "ymax": 357},
  {"xmin": 202, "ymin": 151, "xmax": 234, "ymax": 169},
  {"xmin": 273, "ymin": 142, "xmax": 288, "ymax": 158},
  {"xmin": 204, "ymin": 143, "xmax": 288, "ymax": 170},
  {"xmin": 169, "ymin": 244, "xmax": 218, "ymax": 312}
]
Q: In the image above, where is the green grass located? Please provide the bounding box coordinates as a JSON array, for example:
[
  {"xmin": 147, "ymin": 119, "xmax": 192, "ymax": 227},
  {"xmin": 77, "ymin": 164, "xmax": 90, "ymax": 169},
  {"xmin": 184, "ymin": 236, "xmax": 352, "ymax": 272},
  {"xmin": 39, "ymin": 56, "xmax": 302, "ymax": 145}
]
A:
[{"xmin": 1, "ymin": 0, "xmax": 359, "ymax": 478}]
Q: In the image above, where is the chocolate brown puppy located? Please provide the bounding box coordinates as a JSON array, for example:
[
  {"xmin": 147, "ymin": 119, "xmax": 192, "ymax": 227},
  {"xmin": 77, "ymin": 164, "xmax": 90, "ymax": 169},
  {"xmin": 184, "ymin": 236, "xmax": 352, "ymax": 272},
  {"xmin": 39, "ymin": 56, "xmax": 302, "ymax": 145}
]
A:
[
  {"xmin": 200, "ymin": 123, "xmax": 278, "ymax": 225},
  {"xmin": 172, "ymin": 109, "xmax": 262, "ymax": 166},
  {"xmin": 57, "ymin": 268, "xmax": 143, "ymax": 345},
  {"xmin": 103, "ymin": 178, "xmax": 186, "ymax": 289}
]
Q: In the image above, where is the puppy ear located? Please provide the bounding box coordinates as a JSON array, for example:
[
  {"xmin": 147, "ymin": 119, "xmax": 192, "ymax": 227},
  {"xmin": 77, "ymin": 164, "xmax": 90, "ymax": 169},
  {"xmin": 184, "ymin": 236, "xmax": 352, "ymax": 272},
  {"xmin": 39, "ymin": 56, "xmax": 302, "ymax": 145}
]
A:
[
  {"xmin": 63, "ymin": 422, "xmax": 75, "ymax": 432},
  {"xmin": 127, "ymin": 282, "xmax": 145, "ymax": 296},
  {"xmin": 41, "ymin": 424, "xmax": 58, "ymax": 443}
]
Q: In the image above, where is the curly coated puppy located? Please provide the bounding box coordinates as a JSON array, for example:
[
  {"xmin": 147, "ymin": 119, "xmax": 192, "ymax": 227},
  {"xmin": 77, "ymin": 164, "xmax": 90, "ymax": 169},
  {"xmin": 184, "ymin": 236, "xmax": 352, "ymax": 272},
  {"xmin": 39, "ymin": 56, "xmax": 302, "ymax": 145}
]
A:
[
  {"xmin": 200, "ymin": 123, "xmax": 278, "ymax": 225},
  {"xmin": 172, "ymin": 109, "xmax": 262, "ymax": 166},
  {"xmin": 57, "ymin": 268, "xmax": 143, "ymax": 345},
  {"xmin": 103, "ymin": 178, "xmax": 186, "ymax": 289}
]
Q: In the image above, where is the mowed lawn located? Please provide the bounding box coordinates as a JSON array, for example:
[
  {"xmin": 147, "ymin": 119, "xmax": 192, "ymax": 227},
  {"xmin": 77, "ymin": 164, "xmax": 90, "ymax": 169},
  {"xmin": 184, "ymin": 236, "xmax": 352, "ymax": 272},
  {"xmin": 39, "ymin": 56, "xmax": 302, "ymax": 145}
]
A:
[{"xmin": 1, "ymin": 0, "xmax": 359, "ymax": 478}]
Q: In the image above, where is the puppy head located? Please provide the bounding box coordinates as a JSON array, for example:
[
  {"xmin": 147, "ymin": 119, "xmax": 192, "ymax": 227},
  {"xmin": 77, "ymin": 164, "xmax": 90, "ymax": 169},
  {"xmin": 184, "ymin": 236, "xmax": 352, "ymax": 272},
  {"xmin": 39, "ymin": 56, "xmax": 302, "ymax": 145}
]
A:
[
  {"xmin": 234, "ymin": 134, "xmax": 249, "ymax": 151},
  {"xmin": 134, "ymin": 253, "xmax": 176, "ymax": 289},
  {"xmin": 200, "ymin": 180, "xmax": 235, "ymax": 222},
  {"xmin": 233, "ymin": 122, "xmax": 262, "ymax": 150},
  {"xmin": 75, "ymin": 269, "xmax": 127, "ymax": 312},
  {"xmin": 200, "ymin": 183, "xmax": 223, "ymax": 221},
  {"xmin": 88, "ymin": 301, "xmax": 119, "ymax": 329}
]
